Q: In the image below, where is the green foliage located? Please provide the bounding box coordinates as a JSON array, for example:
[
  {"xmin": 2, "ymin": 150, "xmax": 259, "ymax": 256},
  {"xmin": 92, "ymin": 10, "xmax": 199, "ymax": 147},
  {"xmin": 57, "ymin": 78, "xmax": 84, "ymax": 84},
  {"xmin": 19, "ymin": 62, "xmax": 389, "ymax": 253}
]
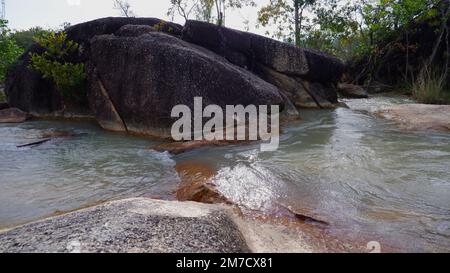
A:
[
  {"xmin": 10, "ymin": 27, "xmax": 48, "ymax": 49},
  {"xmin": 153, "ymin": 21, "xmax": 175, "ymax": 33},
  {"xmin": 196, "ymin": 0, "xmax": 215, "ymax": 22},
  {"xmin": 258, "ymin": 0, "xmax": 316, "ymax": 46},
  {"xmin": 28, "ymin": 31, "xmax": 85, "ymax": 102},
  {"xmin": 258, "ymin": 0, "xmax": 296, "ymax": 43},
  {"xmin": 257, "ymin": 0, "xmax": 443, "ymax": 60},
  {"xmin": 0, "ymin": 19, "xmax": 24, "ymax": 83},
  {"xmin": 256, "ymin": 0, "xmax": 449, "ymax": 105},
  {"xmin": 304, "ymin": 1, "xmax": 363, "ymax": 58}
]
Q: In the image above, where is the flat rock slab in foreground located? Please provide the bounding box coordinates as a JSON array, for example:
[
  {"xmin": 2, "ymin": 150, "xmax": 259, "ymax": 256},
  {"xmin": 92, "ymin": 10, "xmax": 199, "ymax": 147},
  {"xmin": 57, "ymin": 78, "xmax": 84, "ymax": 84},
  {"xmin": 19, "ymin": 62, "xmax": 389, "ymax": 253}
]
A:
[
  {"xmin": 376, "ymin": 104, "xmax": 450, "ymax": 132},
  {"xmin": 0, "ymin": 198, "xmax": 250, "ymax": 253}
]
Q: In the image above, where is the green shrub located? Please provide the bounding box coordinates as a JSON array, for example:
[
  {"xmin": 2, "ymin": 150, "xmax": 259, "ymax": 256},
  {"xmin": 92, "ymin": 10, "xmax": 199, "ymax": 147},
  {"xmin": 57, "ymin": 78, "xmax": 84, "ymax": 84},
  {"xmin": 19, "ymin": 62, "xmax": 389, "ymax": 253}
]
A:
[
  {"xmin": 0, "ymin": 19, "xmax": 24, "ymax": 83},
  {"xmin": 28, "ymin": 31, "xmax": 86, "ymax": 102},
  {"xmin": 412, "ymin": 66, "xmax": 449, "ymax": 104}
]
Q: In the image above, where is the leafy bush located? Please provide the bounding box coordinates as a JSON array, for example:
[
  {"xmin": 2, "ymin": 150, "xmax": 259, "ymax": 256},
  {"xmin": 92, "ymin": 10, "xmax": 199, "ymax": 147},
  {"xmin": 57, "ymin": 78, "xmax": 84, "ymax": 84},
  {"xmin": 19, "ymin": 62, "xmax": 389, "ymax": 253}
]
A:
[
  {"xmin": 29, "ymin": 31, "xmax": 86, "ymax": 102},
  {"xmin": 412, "ymin": 66, "xmax": 449, "ymax": 104},
  {"xmin": 0, "ymin": 19, "xmax": 24, "ymax": 83}
]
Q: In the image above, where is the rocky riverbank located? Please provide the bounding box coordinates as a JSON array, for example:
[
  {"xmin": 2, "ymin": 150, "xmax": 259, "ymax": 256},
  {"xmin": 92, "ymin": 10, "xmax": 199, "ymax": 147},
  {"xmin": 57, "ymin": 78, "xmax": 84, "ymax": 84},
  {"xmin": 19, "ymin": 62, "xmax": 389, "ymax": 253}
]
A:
[
  {"xmin": 0, "ymin": 198, "xmax": 361, "ymax": 253},
  {"xmin": 376, "ymin": 104, "xmax": 450, "ymax": 132}
]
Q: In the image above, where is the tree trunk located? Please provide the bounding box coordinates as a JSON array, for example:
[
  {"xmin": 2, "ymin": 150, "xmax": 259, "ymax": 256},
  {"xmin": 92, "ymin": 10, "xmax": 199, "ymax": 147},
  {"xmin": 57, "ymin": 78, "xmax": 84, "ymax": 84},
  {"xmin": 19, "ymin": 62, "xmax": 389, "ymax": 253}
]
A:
[
  {"xmin": 215, "ymin": 0, "xmax": 224, "ymax": 26},
  {"xmin": 294, "ymin": 0, "xmax": 300, "ymax": 46},
  {"xmin": 426, "ymin": 5, "xmax": 450, "ymax": 68}
]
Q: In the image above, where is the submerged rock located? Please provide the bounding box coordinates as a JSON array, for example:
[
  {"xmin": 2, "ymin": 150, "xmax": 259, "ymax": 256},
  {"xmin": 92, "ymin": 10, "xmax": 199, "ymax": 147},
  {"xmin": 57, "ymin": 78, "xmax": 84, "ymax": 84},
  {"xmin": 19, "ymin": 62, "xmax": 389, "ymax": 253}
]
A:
[
  {"xmin": 0, "ymin": 198, "xmax": 250, "ymax": 253},
  {"xmin": 175, "ymin": 161, "xmax": 230, "ymax": 204},
  {"xmin": 0, "ymin": 108, "xmax": 28, "ymax": 123},
  {"xmin": 376, "ymin": 104, "xmax": 450, "ymax": 132},
  {"xmin": 337, "ymin": 83, "xmax": 369, "ymax": 98}
]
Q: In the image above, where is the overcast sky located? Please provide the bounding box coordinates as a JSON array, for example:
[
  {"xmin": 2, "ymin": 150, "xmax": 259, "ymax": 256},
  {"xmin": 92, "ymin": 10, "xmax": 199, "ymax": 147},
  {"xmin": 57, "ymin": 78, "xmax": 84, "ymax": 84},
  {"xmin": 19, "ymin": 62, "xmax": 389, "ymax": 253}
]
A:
[{"xmin": 5, "ymin": 0, "xmax": 270, "ymax": 35}]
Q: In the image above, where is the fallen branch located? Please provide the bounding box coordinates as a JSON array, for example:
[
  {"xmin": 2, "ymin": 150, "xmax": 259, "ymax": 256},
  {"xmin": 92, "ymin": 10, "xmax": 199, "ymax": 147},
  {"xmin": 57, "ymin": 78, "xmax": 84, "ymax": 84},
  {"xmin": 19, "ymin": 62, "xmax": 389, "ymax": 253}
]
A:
[
  {"xmin": 16, "ymin": 138, "xmax": 51, "ymax": 148},
  {"xmin": 16, "ymin": 133, "xmax": 88, "ymax": 148}
]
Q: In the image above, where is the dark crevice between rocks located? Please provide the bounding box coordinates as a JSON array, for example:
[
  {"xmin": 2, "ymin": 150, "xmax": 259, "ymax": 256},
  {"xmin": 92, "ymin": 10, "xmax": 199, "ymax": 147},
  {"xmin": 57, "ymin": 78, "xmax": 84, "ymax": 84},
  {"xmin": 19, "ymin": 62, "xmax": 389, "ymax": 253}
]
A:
[
  {"xmin": 95, "ymin": 71, "xmax": 129, "ymax": 133},
  {"xmin": 298, "ymin": 80, "xmax": 325, "ymax": 109}
]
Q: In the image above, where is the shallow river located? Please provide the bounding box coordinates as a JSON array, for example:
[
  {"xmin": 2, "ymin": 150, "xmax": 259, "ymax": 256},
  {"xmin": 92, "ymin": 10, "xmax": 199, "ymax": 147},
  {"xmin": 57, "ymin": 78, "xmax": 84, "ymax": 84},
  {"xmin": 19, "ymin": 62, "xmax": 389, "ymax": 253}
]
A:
[{"xmin": 0, "ymin": 96, "xmax": 449, "ymax": 252}]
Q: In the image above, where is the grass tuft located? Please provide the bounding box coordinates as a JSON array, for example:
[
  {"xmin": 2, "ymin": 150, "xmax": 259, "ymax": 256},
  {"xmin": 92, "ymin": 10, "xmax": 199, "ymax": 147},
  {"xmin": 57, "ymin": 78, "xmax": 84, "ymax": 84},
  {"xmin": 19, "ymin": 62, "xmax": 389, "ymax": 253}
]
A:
[{"xmin": 412, "ymin": 66, "xmax": 450, "ymax": 104}]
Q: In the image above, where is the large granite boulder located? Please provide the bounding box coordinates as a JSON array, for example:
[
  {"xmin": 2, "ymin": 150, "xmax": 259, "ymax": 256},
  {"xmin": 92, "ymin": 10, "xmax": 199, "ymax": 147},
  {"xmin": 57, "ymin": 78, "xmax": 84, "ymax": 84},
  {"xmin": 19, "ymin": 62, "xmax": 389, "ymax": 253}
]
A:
[
  {"xmin": 337, "ymin": 83, "xmax": 369, "ymax": 98},
  {"xmin": 181, "ymin": 20, "xmax": 345, "ymax": 108},
  {"xmin": 5, "ymin": 17, "xmax": 182, "ymax": 115},
  {"xmin": 0, "ymin": 198, "xmax": 250, "ymax": 253},
  {"xmin": 254, "ymin": 65, "xmax": 337, "ymax": 108},
  {"xmin": 87, "ymin": 28, "xmax": 284, "ymax": 137}
]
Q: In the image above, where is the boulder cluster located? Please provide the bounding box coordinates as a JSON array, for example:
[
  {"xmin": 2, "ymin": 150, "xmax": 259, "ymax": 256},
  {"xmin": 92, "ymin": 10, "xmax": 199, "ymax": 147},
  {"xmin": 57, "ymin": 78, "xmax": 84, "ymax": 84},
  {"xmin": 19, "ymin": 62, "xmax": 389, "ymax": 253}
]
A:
[{"xmin": 4, "ymin": 17, "xmax": 345, "ymax": 137}]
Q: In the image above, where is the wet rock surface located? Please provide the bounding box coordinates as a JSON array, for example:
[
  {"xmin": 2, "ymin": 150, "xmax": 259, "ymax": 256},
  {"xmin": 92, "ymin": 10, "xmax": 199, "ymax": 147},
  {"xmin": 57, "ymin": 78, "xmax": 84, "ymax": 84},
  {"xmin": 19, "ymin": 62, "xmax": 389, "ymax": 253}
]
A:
[
  {"xmin": 175, "ymin": 161, "xmax": 230, "ymax": 204},
  {"xmin": 0, "ymin": 108, "xmax": 28, "ymax": 123},
  {"xmin": 376, "ymin": 104, "xmax": 450, "ymax": 132}
]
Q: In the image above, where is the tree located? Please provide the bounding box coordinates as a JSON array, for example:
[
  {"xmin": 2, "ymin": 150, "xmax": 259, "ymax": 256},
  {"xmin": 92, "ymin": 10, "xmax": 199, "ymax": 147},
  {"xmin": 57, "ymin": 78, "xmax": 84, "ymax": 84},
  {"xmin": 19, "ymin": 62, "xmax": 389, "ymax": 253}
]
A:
[
  {"xmin": 0, "ymin": 20, "xmax": 24, "ymax": 83},
  {"xmin": 29, "ymin": 32, "xmax": 86, "ymax": 102},
  {"xmin": 258, "ymin": 0, "xmax": 316, "ymax": 46},
  {"xmin": 168, "ymin": 0, "xmax": 255, "ymax": 26},
  {"xmin": 196, "ymin": 0, "xmax": 215, "ymax": 22},
  {"xmin": 213, "ymin": 0, "xmax": 256, "ymax": 26},
  {"xmin": 10, "ymin": 27, "xmax": 47, "ymax": 50},
  {"xmin": 113, "ymin": 0, "xmax": 135, "ymax": 17},
  {"xmin": 168, "ymin": 0, "xmax": 208, "ymax": 22},
  {"xmin": 306, "ymin": 0, "xmax": 362, "ymax": 58}
]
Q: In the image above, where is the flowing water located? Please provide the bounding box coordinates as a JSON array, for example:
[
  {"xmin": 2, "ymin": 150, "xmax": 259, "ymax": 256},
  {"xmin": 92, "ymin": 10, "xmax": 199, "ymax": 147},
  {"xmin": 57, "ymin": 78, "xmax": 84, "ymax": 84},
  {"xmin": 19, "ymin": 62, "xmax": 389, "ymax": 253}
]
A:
[
  {"xmin": 0, "ymin": 95, "xmax": 449, "ymax": 252},
  {"xmin": 0, "ymin": 121, "xmax": 179, "ymax": 228}
]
